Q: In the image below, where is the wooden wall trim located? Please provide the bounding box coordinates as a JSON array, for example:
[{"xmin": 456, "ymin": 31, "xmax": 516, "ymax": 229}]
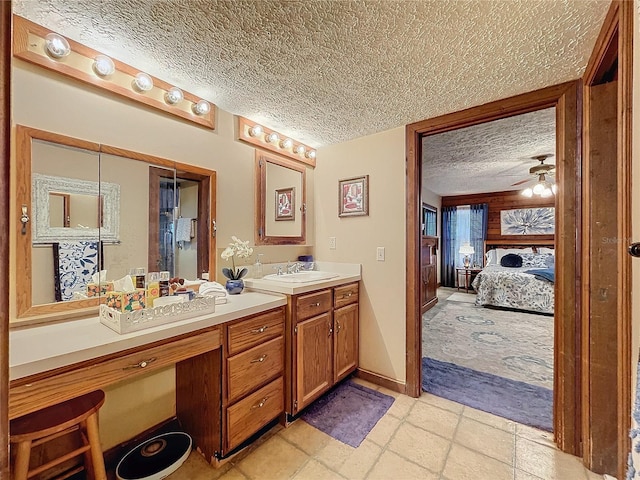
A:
[
  {"xmin": 406, "ymin": 81, "xmax": 582, "ymax": 456},
  {"xmin": 355, "ymin": 368, "xmax": 406, "ymax": 395},
  {"xmin": 0, "ymin": 3, "xmax": 10, "ymax": 477}
]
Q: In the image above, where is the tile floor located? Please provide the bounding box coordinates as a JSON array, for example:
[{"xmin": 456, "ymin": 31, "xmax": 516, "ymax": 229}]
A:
[{"xmin": 166, "ymin": 378, "xmax": 603, "ymax": 480}]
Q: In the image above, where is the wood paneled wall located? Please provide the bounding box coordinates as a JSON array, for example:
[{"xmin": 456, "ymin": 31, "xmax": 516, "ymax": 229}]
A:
[{"xmin": 441, "ymin": 190, "xmax": 555, "ymax": 242}]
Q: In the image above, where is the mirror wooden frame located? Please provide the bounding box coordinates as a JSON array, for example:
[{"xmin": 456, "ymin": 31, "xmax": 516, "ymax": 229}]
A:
[
  {"xmin": 13, "ymin": 124, "xmax": 216, "ymax": 324},
  {"xmin": 254, "ymin": 150, "xmax": 306, "ymax": 245}
]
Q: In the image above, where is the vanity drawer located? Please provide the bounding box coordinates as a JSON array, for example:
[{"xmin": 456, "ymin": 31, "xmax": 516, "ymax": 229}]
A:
[
  {"xmin": 9, "ymin": 327, "xmax": 222, "ymax": 420},
  {"xmin": 226, "ymin": 376, "xmax": 284, "ymax": 451},
  {"xmin": 334, "ymin": 282, "xmax": 359, "ymax": 308},
  {"xmin": 296, "ymin": 289, "xmax": 332, "ymax": 321},
  {"xmin": 227, "ymin": 336, "xmax": 284, "ymax": 404},
  {"xmin": 227, "ymin": 308, "xmax": 284, "ymax": 356}
]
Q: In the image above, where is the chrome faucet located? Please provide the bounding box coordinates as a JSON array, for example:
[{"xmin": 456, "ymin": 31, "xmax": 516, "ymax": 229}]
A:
[
  {"xmin": 273, "ymin": 265, "xmax": 284, "ymax": 275},
  {"xmin": 287, "ymin": 262, "xmax": 302, "ymax": 274}
]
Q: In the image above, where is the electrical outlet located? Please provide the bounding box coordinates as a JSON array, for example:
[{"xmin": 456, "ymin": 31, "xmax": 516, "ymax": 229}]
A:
[
  {"xmin": 329, "ymin": 237, "xmax": 337, "ymax": 250},
  {"xmin": 376, "ymin": 247, "xmax": 385, "ymax": 261}
]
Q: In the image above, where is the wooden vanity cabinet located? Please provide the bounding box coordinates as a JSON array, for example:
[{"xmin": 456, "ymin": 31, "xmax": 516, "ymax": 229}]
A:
[
  {"xmin": 288, "ymin": 282, "xmax": 359, "ymax": 416},
  {"xmin": 221, "ymin": 307, "xmax": 285, "ymax": 454}
]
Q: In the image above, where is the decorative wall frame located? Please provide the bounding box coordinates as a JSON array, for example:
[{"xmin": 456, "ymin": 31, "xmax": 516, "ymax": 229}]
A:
[
  {"xmin": 275, "ymin": 187, "xmax": 295, "ymax": 221},
  {"xmin": 339, "ymin": 175, "xmax": 369, "ymax": 217},
  {"xmin": 32, "ymin": 173, "xmax": 120, "ymax": 244},
  {"xmin": 500, "ymin": 207, "xmax": 555, "ymax": 235}
]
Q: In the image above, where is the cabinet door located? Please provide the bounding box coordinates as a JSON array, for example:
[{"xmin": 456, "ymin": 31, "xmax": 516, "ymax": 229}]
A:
[
  {"xmin": 295, "ymin": 312, "xmax": 333, "ymax": 412},
  {"xmin": 334, "ymin": 303, "xmax": 358, "ymax": 383}
]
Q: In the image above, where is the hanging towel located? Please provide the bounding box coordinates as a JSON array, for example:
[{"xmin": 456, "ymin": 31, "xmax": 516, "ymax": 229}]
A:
[{"xmin": 175, "ymin": 217, "xmax": 193, "ymax": 243}]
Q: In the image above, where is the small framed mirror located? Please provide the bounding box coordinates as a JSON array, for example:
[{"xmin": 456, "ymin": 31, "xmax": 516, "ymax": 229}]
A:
[
  {"xmin": 255, "ymin": 150, "xmax": 306, "ymax": 245},
  {"xmin": 422, "ymin": 203, "xmax": 437, "ymax": 236}
]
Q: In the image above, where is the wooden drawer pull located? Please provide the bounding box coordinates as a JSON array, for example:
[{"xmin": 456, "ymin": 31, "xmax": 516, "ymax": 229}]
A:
[
  {"xmin": 311, "ymin": 302, "xmax": 321, "ymax": 307},
  {"xmin": 251, "ymin": 326, "xmax": 268, "ymax": 334},
  {"xmin": 123, "ymin": 357, "xmax": 157, "ymax": 370},
  {"xmin": 252, "ymin": 396, "xmax": 269, "ymax": 409},
  {"xmin": 250, "ymin": 354, "xmax": 268, "ymax": 364},
  {"xmin": 342, "ymin": 292, "xmax": 353, "ymax": 298},
  {"xmin": 336, "ymin": 320, "xmax": 342, "ymax": 333}
]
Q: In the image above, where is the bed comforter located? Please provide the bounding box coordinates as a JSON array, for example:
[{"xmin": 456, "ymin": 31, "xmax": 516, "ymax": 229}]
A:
[{"xmin": 471, "ymin": 265, "xmax": 554, "ymax": 314}]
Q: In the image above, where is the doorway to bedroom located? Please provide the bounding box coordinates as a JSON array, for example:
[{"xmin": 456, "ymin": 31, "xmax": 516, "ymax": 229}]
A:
[{"xmin": 420, "ymin": 109, "xmax": 557, "ymax": 433}]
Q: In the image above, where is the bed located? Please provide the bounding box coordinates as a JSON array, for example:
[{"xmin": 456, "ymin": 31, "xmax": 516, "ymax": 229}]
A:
[{"xmin": 471, "ymin": 241, "xmax": 555, "ymax": 315}]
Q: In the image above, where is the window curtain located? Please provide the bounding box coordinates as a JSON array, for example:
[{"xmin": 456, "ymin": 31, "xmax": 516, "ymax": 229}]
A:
[
  {"xmin": 470, "ymin": 203, "xmax": 489, "ymax": 267},
  {"xmin": 441, "ymin": 206, "xmax": 458, "ymax": 287}
]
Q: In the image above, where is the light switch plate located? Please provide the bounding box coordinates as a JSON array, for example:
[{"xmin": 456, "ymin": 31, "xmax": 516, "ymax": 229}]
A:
[
  {"xmin": 329, "ymin": 237, "xmax": 337, "ymax": 250},
  {"xmin": 376, "ymin": 247, "xmax": 385, "ymax": 261}
]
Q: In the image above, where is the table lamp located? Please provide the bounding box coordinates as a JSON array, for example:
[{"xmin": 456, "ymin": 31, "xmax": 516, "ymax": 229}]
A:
[{"xmin": 459, "ymin": 244, "xmax": 475, "ymax": 269}]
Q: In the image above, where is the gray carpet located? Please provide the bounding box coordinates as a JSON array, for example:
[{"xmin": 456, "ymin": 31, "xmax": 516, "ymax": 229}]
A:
[{"xmin": 423, "ymin": 291, "xmax": 553, "ymax": 389}]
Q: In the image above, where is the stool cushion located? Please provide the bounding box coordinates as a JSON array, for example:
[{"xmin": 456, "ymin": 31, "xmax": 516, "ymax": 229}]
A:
[{"xmin": 11, "ymin": 390, "xmax": 105, "ymax": 441}]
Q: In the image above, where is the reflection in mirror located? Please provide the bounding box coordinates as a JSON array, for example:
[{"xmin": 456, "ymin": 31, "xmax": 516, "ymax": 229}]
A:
[
  {"xmin": 255, "ymin": 150, "xmax": 306, "ymax": 245},
  {"xmin": 15, "ymin": 125, "xmax": 217, "ymax": 322},
  {"xmin": 422, "ymin": 203, "xmax": 437, "ymax": 236}
]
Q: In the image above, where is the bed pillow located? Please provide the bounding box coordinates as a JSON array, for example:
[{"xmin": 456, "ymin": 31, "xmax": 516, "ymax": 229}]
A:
[
  {"xmin": 520, "ymin": 252, "xmax": 554, "ymax": 268},
  {"xmin": 500, "ymin": 253, "xmax": 523, "ymax": 268},
  {"xmin": 486, "ymin": 247, "xmax": 533, "ymax": 266}
]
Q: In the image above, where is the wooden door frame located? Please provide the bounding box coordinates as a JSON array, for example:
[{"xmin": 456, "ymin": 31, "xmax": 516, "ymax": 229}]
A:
[
  {"xmin": 406, "ymin": 80, "xmax": 582, "ymax": 455},
  {"xmin": 581, "ymin": 1, "xmax": 633, "ymax": 477},
  {"xmin": 1, "ymin": 2, "xmax": 10, "ymax": 477}
]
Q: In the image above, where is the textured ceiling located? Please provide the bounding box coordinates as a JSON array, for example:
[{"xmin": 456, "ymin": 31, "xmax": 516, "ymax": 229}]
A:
[
  {"xmin": 13, "ymin": 0, "xmax": 609, "ymax": 147},
  {"xmin": 422, "ymin": 107, "xmax": 556, "ymax": 196}
]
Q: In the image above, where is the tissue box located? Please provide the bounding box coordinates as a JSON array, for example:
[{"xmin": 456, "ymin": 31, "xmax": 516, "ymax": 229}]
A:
[
  {"xmin": 106, "ymin": 290, "xmax": 146, "ymax": 312},
  {"xmin": 87, "ymin": 282, "xmax": 114, "ymax": 297}
]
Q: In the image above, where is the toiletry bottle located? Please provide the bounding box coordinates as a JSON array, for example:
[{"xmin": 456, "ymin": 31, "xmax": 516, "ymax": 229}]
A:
[
  {"xmin": 159, "ymin": 271, "xmax": 170, "ymax": 297},
  {"xmin": 134, "ymin": 267, "xmax": 146, "ymax": 289},
  {"xmin": 147, "ymin": 272, "xmax": 160, "ymax": 307},
  {"xmin": 254, "ymin": 254, "xmax": 264, "ymax": 279}
]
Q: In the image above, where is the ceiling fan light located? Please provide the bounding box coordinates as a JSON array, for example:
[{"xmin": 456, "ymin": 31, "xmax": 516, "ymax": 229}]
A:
[
  {"xmin": 521, "ymin": 188, "xmax": 534, "ymax": 198},
  {"xmin": 532, "ymin": 182, "xmax": 545, "ymax": 195},
  {"xmin": 551, "ymin": 184, "xmax": 558, "ymax": 194},
  {"xmin": 541, "ymin": 188, "xmax": 553, "ymax": 198}
]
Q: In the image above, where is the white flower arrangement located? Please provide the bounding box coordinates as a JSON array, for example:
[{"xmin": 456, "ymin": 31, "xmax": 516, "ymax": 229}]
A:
[{"xmin": 221, "ymin": 236, "xmax": 254, "ymax": 280}]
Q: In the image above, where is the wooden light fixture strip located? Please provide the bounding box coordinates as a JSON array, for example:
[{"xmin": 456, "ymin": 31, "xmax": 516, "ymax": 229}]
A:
[
  {"xmin": 237, "ymin": 116, "xmax": 316, "ymax": 168},
  {"xmin": 12, "ymin": 15, "xmax": 215, "ymax": 130}
]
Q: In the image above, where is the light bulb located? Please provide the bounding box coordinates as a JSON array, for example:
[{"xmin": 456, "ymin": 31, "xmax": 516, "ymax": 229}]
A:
[
  {"xmin": 305, "ymin": 150, "xmax": 316, "ymax": 159},
  {"xmin": 521, "ymin": 188, "xmax": 533, "ymax": 198},
  {"xmin": 165, "ymin": 87, "xmax": 184, "ymax": 105},
  {"xmin": 44, "ymin": 33, "xmax": 70, "ymax": 59},
  {"xmin": 192, "ymin": 100, "xmax": 210, "ymax": 115},
  {"xmin": 248, "ymin": 125, "xmax": 263, "ymax": 137},
  {"xmin": 132, "ymin": 72, "xmax": 153, "ymax": 92},
  {"xmin": 280, "ymin": 138, "xmax": 293, "ymax": 149},
  {"xmin": 541, "ymin": 188, "xmax": 553, "ymax": 198},
  {"xmin": 295, "ymin": 145, "xmax": 305, "ymax": 155},
  {"xmin": 265, "ymin": 132, "xmax": 279, "ymax": 144},
  {"xmin": 93, "ymin": 55, "xmax": 115, "ymax": 77},
  {"xmin": 532, "ymin": 182, "xmax": 545, "ymax": 195},
  {"xmin": 551, "ymin": 184, "xmax": 558, "ymax": 194}
]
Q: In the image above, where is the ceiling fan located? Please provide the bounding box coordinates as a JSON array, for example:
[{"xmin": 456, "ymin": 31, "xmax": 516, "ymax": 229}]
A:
[{"xmin": 511, "ymin": 154, "xmax": 556, "ymax": 187}]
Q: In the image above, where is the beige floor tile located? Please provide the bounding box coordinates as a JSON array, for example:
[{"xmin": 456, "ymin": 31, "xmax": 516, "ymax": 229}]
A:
[
  {"xmin": 515, "ymin": 436, "xmax": 588, "ymax": 480},
  {"xmin": 406, "ymin": 401, "xmax": 460, "ymax": 439},
  {"xmin": 387, "ymin": 422, "xmax": 450, "ymax": 473},
  {"xmin": 314, "ymin": 437, "xmax": 354, "ymax": 471},
  {"xmin": 418, "ymin": 392, "xmax": 465, "ymax": 414},
  {"xmin": 218, "ymin": 467, "xmax": 250, "ymax": 480},
  {"xmin": 514, "ymin": 469, "xmax": 545, "ymax": 480},
  {"xmin": 516, "ymin": 423, "xmax": 555, "ymax": 448},
  {"xmin": 585, "ymin": 469, "xmax": 605, "ymax": 479},
  {"xmin": 443, "ymin": 444, "xmax": 513, "ymax": 480},
  {"xmin": 279, "ymin": 419, "xmax": 332, "ymax": 455},
  {"xmin": 337, "ymin": 439, "xmax": 382, "ymax": 480},
  {"xmin": 292, "ymin": 459, "xmax": 343, "ymax": 480},
  {"xmin": 376, "ymin": 385, "xmax": 404, "ymax": 399},
  {"xmin": 368, "ymin": 449, "xmax": 439, "ymax": 480},
  {"xmin": 385, "ymin": 393, "xmax": 416, "ymax": 419},
  {"xmin": 235, "ymin": 435, "xmax": 309, "ymax": 480},
  {"xmin": 166, "ymin": 451, "xmax": 232, "ymax": 480},
  {"xmin": 462, "ymin": 406, "xmax": 517, "ymax": 433},
  {"xmin": 366, "ymin": 412, "xmax": 401, "ymax": 446},
  {"xmin": 455, "ymin": 416, "xmax": 515, "ymax": 465}
]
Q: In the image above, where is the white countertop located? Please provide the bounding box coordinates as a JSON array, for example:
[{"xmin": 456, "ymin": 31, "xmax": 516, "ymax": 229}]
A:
[
  {"xmin": 10, "ymin": 291, "xmax": 287, "ymax": 381},
  {"xmin": 244, "ymin": 262, "xmax": 361, "ymax": 295}
]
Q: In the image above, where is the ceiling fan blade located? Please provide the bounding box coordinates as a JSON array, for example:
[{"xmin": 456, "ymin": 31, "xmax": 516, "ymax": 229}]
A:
[{"xmin": 511, "ymin": 178, "xmax": 532, "ymax": 186}]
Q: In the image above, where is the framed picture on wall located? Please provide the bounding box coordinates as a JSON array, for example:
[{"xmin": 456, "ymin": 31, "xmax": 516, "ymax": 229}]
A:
[
  {"xmin": 275, "ymin": 187, "xmax": 295, "ymax": 221},
  {"xmin": 338, "ymin": 175, "xmax": 369, "ymax": 217},
  {"xmin": 500, "ymin": 207, "xmax": 555, "ymax": 235}
]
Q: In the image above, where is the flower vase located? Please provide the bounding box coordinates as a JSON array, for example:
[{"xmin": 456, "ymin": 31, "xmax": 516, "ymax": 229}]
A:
[{"xmin": 225, "ymin": 279, "xmax": 244, "ymax": 295}]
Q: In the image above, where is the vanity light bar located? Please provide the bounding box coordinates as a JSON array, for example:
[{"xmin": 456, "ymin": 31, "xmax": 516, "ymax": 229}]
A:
[
  {"xmin": 237, "ymin": 116, "xmax": 316, "ymax": 168},
  {"xmin": 12, "ymin": 15, "xmax": 215, "ymax": 130}
]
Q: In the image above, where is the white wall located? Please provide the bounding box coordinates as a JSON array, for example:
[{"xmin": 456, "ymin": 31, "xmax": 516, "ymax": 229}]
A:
[{"xmin": 315, "ymin": 127, "xmax": 406, "ymax": 383}]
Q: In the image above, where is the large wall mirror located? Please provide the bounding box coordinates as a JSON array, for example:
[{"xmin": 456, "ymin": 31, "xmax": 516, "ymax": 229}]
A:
[
  {"xmin": 255, "ymin": 150, "xmax": 306, "ymax": 245},
  {"xmin": 14, "ymin": 125, "xmax": 216, "ymax": 322}
]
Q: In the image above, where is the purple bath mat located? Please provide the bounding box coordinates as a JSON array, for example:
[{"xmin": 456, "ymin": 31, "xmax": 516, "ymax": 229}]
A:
[
  {"xmin": 422, "ymin": 357, "xmax": 553, "ymax": 432},
  {"xmin": 301, "ymin": 380, "xmax": 395, "ymax": 447}
]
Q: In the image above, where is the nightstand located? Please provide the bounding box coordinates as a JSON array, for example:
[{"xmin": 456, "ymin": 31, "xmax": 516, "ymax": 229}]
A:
[{"xmin": 456, "ymin": 267, "xmax": 482, "ymax": 293}]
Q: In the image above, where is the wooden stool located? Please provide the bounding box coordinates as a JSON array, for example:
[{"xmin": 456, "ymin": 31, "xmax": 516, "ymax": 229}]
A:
[{"xmin": 10, "ymin": 390, "xmax": 107, "ymax": 480}]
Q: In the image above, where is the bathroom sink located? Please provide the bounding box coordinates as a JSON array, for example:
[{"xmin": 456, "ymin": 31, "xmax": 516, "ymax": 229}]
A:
[{"xmin": 262, "ymin": 271, "xmax": 339, "ymax": 283}]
